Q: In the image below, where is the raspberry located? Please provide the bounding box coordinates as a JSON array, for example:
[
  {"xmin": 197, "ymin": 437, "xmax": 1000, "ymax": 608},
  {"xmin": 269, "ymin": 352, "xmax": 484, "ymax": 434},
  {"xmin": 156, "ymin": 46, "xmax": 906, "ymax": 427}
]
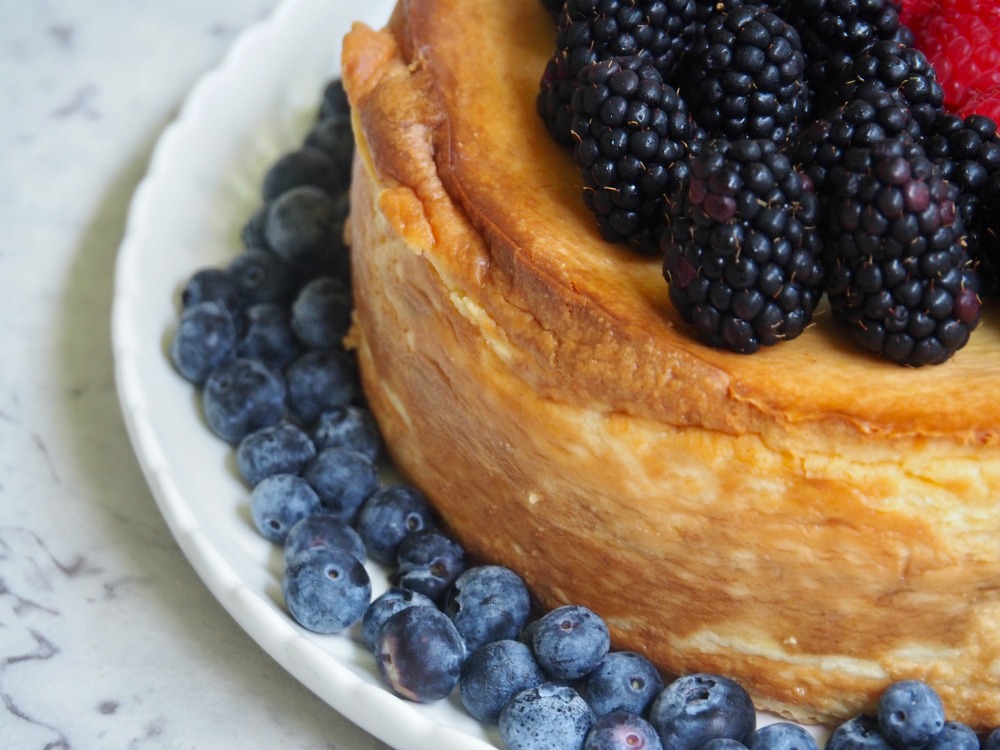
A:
[
  {"xmin": 961, "ymin": 86, "xmax": 1000, "ymax": 123},
  {"xmin": 905, "ymin": 1, "xmax": 1000, "ymax": 111}
]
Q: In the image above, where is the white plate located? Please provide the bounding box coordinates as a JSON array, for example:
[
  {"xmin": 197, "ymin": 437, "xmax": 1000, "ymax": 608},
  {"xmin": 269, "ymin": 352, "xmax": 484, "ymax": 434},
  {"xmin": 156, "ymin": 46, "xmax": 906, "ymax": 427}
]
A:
[{"xmin": 111, "ymin": 0, "xmax": 500, "ymax": 748}]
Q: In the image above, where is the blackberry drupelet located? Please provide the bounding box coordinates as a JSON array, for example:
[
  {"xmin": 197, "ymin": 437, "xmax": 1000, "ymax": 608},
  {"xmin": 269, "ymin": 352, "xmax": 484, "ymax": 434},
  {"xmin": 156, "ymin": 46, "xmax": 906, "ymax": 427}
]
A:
[
  {"xmin": 679, "ymin": 3, "xmax": 809, "ymax": 146},
  {"xmin": 789, "ymin": 88, "xmax": 920, "ymax": 192},
  {"xmin": 774, "ymin": 0, "xmax": 909, "ymax": 96},
  {"xmin": 662, "ymin": 138, "xmax": 825, "ymax": 353},
  {"xmin": 822, "ymin": 137, "xmax": 981, "ymax": 365},
  {"xmin": 570, "ymin": 57, "xmax": 704, "ymax": 253},
  {"xmin": 831, "ymin": 40, "xmax": 944, "ymax": 135},
  {"xmin": 538, "ymin": 0, "xmax": 696, "ymax": 144},
  {"xmin": 923, "ymin": 112, "xmax": 1000, "ymax": 298}
]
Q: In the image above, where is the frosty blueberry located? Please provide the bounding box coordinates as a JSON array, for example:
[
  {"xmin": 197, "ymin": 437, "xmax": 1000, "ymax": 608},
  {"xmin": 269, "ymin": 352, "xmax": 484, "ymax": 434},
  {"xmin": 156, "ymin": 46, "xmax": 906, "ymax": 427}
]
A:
[
  {"xmin": 584, "ymin": 651, "xmax": 664, "ymax": 717},
  {"xmin": 648, "ymin": 673, "xmax": 756, "ymax": 750},
  {"xmin": 236, "ymin": 303, "xmax": 301, "ymax": 370},
  {"xmin": 284, "ymin": 348, "xmax": 360, "ymax": 424},
  {"xmin": 499, "ymin": 683, "xmax": 595, "ymax": 750},
  {"xmin": 443, "ymin": 565, "xmax": 531, "ymax": 653},
  {"xmin": 311, "ymin": 405, "xmax": 382, "ymax": 461},
  {"xmin": 227, "ymin": 247, "xmax": 300, "ymax": 307},
  {"xmin": 261, "ymin": 146, "xmax": 346, "ymax": 203},
  {"xmin": 236, "ymin": 422, "xmax": 316, "ymax": 486},
  {"xmin": 304, "ymin": 112, "xmax": 354, "ymax": 181},
  {"xmin": 361, "ymin": 587, "xmax": 437, "ymax": 651},
  {"xmin": 202, "ymin": 357, "xmax": 285, "ymax": 443},
  {"xmin": 355, "ymin": 485, "xmax": 436, "ymax": 566},
  {"xmin": 584, "ymin": 710, "xmax": 663, "ymax": 750},
  {"xmin": 394, "ymin": 529, "xmax": 467, "ymax": 602},
  {"xmin": 747, "ymin": 722, "xmax": 818, "ymax": 750},
  {"xmin": 925, "ymin": 722, "xmax": 979, "ymax": 750},
  {"xmin": 249, "ymin": 473, "xmax": 322, "ymax": 544},
  {"xmin": 170, "ymin": 300, "xmax": 238, "ymax": 384},
  {"xmin": 283, "ymin": 512, "xmax": 367, "ymax": 566},
  {"xmin": 459, "ymin": 639, "xmax": 546, "ymax": 724},
  {"xmin": 264, "ymin": 185, "xmax": 347, "ymax": 272},
  {"xmin": 826, "ymin": 715, "xmax": 894, "ymax": 750},
  {"xmin": 301, "ymin": 446, "xmax": 379, "ymax": 522},
  {"xmin": 375, "ymin": 605, "xmax": 466, "ymax": 702},
  {"xmin": 180, "ymin": 267, "xmax": 243, "ymax": 316},
  {"xmin": 531, "ymin": 604, "xmax": 611, "ymax": 681},
  {"xmin": 878, "ymin": 681, "xmax": 946, "ymax": 749},
  {"xmin": 290, "ymin": 276, "xmax": 353, "ymax": 351},
  {"xmin": 282, "ymin": 545, "xmax": 371, "ymax": 634}
]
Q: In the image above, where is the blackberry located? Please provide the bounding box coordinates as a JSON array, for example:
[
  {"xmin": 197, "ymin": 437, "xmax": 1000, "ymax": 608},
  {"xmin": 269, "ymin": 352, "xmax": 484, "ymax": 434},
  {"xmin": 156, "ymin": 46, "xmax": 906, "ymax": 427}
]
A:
[
  {"xmin": 537, "ymin": 0, "xmax": 696, "ymax": 144},
  {"xmin": 680, "ymin": 3, "xmax": 810, "ymax": 146},
  {"xmin": 789, "ymin": 88, "xmax": 920, "ymax": 192},
  {"xmin": 570, "ymin": 57, "xmax": 704, "ymax": 253},
  {"xmin": 923, "ymin": 112, "xmax": 1000, "ymax": 297},
  {"xmin": 662, "ymin": 138, "xmax": 825, "ymax": 353},
  {"xmin": 774, "ymin": 0, "xmax": 908, "ymax": 95},
  {"xmin": 822, "ymin": 138, "xmax": 981, "ymax": 365},
  {"xmin": 831, "ymin": 40, "xmax": 944, "ymax": 135}
]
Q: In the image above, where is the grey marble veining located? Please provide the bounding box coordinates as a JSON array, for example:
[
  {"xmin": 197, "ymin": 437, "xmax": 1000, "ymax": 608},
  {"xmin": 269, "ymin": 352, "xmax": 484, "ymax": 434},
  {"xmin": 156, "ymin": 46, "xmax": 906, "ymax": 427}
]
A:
[{"xmin": 0, "ymin": 2, "xmax": 390, "ymax": 748}]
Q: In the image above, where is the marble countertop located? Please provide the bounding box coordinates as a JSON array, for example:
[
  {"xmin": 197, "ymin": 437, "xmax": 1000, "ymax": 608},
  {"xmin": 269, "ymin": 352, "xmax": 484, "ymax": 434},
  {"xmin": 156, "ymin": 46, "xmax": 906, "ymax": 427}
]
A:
[{"xmin": 1, "ymin": 2, "xmax": 390, "ymax": 748}]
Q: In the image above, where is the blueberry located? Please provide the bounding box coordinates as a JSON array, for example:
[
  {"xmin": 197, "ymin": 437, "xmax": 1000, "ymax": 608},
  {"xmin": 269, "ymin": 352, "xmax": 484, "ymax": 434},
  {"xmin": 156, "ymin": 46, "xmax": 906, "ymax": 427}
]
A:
[
  {"xmin": 394, "ymin": 529, "xmax": 467, "ymax": 602},
  {"xmin": 459, "ymin": 639, "xmax": 546, "ymax": 724},
  {"xmin": 318, "ymin": 78, "xmax": 350, "ymax": 119},
  {"xmin": 531, "ymin": 604, "xmax": 611, "ymax": 681},
  {"xmin": 701, "ymin": 740, "xmax": 750, "ymax": 750},
  {"xmin": 249, "ymin": 473, "xmax": 322, "ymax": 544},
  {"xmin": 746, "ymin": 723, "xmax": 818, "ymax": 750},
  {"xmin": 304, "ymin": 112, "xmax": 354, "ymax": 179},
  {"xmin": 291, "ymin": 276, "xmax": 352, "ymax": 350},
  {"xmin": 170, "ymin": 301, "xmax": 238, "ymax": 384},
  {"xmin": 924, "ymin": 722, "xmax": 978, "ymax": 750},
  {"xmin": 301, "ymin": 447, "xmax": 379, "ymax": 521},
  {"xmin": 355, "ymin": 485, "xmax": 436, "ymax": 566},
  {"xmin": 284, "ymin": 348, "xmax": 360, "ymax": 424},
  {"xmin": 237, "ymin": 303, "xmax": 301, "ymax": 369},
  {"xmin": 648, "ymin": 674, "xmax": 756, "ymax": 750},
  {"xmin": 180, "ymin": 267, "xmax": 243, "ymax": 316},
  {"xmin": 227, "ymin": 248, "xmax": 300, "ymax": 307},
  {"xmin": 261, "ymin": 147, "xmax": 346, "ymax": 203},
  {"xmin": 241, "ymin": 205, "xmax": 269, "ymax": 249},
  {"xmin": 311, "ymin": 404, "xmax": 382, "ymax": 461},
  {"xmin": 878, "ymin": 681, "xmax": 946, "ymax": 749},
  {"xmin": 375, "ymin": 605, "xmax": 466, "ymax": 702},
  {"xmin": 443, "ymin": 565, "xmax": 531, "ymax": 653},
  {"xmin": 984, "ymin": 727, "xmax": 1000, "ymax": 750},
  {"xmin": 282, "ymin": 546, "xmax": 371, "ymax": 633},
  {"xmin": 202, "ymin": 358, "xmax": 285, "ymax": 443},
  {"xmin": 584, "ymin": 651, "xmax": 664, "ymax": 718},
  {"xmin": 265, "ymin": 185, "xmax": 347, "ymax": 272},
  {"xmin": 283, "ymin": 512, "xmax": 366, "ymax": 565},
  {"xmin": 826, "ymin": 716, "xmax": 894, "ymax": 750},
  {"xmin": 361, "ymin": 587, "xmax": 437, "ymax": 651},
  {"xmin": 499, "ymin": 683, "xmax": 595, "ymax": 750},
  {"xmin": 236, "ymin": 422, "xmax": 316, "ymax": 486},
  {"xmin": 584, "ymin": 710, "xmax": 663, "ymax": 750}
]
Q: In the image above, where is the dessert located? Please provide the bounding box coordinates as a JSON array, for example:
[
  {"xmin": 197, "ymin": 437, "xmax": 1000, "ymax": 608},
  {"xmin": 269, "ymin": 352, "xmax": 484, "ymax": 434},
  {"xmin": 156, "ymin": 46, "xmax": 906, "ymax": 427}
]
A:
[{"xmin": 341, "ymin": 0, "xmax": 1000, "ymax": 729}]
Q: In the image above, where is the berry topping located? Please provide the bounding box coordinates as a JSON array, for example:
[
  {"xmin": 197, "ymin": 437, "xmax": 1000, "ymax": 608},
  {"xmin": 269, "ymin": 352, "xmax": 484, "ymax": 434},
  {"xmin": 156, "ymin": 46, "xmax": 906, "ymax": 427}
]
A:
[
  {"xmin": 663, "ymin": 137, "xmax": 825, "ymax": 353},
  {"xmin": 570, "ymin": 56, "xmax": 703, "ymax": 253},
  {"xmin": 680, "ymin": 3, "xmax": 810, "ymax": 145},
  {"xmin": 821, "ymin": 137, "xmax": 981, "ymax": 365}
]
